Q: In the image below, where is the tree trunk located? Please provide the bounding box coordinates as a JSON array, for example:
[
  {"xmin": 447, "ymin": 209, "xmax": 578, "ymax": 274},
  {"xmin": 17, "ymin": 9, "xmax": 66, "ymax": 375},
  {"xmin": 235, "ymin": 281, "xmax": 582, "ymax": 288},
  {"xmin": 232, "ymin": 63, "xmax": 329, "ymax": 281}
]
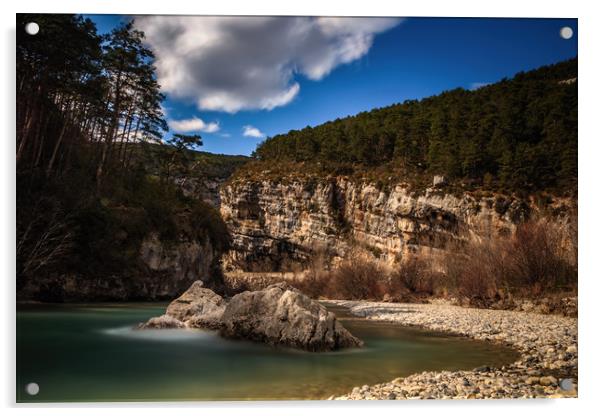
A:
[{"xmin": 46, "ymin": 120, "xmax": 69, "ymax": 176}]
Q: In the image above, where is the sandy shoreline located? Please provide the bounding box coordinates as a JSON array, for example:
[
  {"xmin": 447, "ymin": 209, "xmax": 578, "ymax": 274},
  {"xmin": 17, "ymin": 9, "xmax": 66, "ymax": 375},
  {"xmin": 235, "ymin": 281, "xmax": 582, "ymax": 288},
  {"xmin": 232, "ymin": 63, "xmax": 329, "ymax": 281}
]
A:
[{"xmin": 327, "ymin": 300, "xmax": 577, "ymax": 400}]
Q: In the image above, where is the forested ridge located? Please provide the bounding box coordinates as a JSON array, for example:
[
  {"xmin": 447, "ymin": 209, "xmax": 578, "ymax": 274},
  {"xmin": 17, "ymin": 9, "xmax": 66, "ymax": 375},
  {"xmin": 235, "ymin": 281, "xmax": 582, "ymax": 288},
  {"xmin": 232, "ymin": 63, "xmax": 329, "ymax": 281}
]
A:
[
  {"xmin": 16, "ymin": 14, "xmax": 230, "ymax": 291},
  {"xmin": 253, "ymin": 58, "xmax": 577, "ymax": 194}
]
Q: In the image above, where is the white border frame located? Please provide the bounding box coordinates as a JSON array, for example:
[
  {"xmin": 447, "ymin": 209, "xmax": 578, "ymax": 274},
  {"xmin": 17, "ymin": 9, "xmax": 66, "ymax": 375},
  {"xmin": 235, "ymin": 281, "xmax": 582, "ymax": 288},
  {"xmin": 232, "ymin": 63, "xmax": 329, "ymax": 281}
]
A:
[{"xmin": 2, "ymin": 1, "xmax": 600, "ymax": 415}]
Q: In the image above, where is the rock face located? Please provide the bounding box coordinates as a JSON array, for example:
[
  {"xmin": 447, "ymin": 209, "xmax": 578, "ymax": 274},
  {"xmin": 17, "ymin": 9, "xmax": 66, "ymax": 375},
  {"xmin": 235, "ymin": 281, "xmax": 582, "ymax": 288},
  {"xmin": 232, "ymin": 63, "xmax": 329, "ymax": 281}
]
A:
[
  {"xmin": 171, "ymin": 154, "xmax": 250, "ymax": 208},
  {"xmin": 139, "ymin": 232, "xmax": 222, "ymax": 294},
  {"xmin": 432, "ymin": 175, "xmax": 447, "ymax": 187},
  {"xmin": 220, "ymin": 177, "xmax": 575, "ymax": 270},
  {"xmin": 175, "ymin": 177, "xmax": 225, "ymax": 208},
  {"xmin": 18, "ymin": 232, "xmax": 223, "ymax": 302},
  {"xmin": 165, "ymin": 280, "xmax": 227, "ymax": 329},
  {"xmin": 138, "ymin": 281, "xmax": 363, "ymax": 351},
  {"xmin": 220, "ymin": 283, "xmax": 363, "ymax": 351}
]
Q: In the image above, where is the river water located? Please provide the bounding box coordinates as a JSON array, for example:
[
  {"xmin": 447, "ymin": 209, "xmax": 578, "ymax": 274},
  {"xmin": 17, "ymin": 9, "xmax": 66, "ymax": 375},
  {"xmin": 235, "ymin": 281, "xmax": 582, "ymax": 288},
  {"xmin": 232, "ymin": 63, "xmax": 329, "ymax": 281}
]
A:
[{"xmin": 16, "ymin": 302, "xmax": 518, "ymax": 402}]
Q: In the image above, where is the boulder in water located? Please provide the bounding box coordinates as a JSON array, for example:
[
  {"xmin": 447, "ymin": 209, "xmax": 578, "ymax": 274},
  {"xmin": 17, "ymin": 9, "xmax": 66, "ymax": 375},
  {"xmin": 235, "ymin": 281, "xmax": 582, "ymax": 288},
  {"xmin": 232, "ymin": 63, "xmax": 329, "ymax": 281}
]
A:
[
  {"xmin": 165, "ymin": 280, "xmax": 227, "ymax": 329},
  {"xmin": 138, "ymin": 280, "xmax": 226, "ymax": 330},
  {"xmin": 138, "ymin": 281, "xmax": 363, "ymax": 351},
  {"xmin": 220, "ymin": 282, "xmax": 363, "ymax": 351}
]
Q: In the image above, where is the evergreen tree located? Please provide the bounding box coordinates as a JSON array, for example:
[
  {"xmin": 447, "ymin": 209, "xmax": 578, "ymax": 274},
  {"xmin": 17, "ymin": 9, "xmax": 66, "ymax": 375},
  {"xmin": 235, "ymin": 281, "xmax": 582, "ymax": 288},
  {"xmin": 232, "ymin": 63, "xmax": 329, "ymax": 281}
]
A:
[{"xmin": 254, "ymin": 58, "xmax": 577, "ymax": 194}]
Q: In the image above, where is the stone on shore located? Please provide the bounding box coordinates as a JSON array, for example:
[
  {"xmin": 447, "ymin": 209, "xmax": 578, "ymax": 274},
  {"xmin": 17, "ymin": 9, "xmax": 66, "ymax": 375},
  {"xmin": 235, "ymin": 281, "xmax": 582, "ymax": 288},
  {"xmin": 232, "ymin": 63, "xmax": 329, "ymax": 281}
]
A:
[{"xmin": 220, "ymin": 282, "xmax": 363, "ymax": 351}]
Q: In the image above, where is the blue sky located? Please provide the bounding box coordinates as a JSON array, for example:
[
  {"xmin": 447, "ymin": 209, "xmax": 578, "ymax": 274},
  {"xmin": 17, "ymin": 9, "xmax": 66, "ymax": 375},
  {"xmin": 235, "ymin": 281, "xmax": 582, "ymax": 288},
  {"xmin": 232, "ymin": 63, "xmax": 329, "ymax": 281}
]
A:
[{"xmin": 87, "ymin": 16, "xmax": 577, "ymax": 156}]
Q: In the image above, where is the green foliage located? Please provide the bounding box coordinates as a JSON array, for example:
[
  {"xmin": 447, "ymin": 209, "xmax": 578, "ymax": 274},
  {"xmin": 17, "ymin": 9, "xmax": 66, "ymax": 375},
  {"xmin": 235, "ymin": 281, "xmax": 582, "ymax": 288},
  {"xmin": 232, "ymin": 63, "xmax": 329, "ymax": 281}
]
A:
[
  {"xmin": 253, "ymin": 58, "xmax": 577, "ymax": 194},
  {"xmin": 158, "ymin": 134, "xmax": 204, "ymax": 183},
  {"xmin": 133, "ymin": 142, "xmax": 248, "ymax": 178}
]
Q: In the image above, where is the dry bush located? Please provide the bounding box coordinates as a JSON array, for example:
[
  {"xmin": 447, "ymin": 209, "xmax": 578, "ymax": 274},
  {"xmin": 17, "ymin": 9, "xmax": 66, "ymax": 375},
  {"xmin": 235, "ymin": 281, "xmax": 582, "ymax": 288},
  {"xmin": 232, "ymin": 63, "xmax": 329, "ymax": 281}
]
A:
[
  {"xmin": 387, "ymin": 256, "xmax": 438, "ymax": 298},
  {"xmin": 329, "ymin": 252, "xmax": 387, "ymax": 300},
  {"xmin": 291, "ymin": 250, "xmax": 332, "ymax": 298},
  {"xmin": 292, "ymin": 218, "xmax": 577, "ymax": 304},
  {"xmin": 292, "ymin": 271, "xmax": 331, "ymax": 299},
  {"xmin": 440, "ymin": 218, "xmax": 577, "ymax": 304},
  {"xmin": 17, "ymin": 204, "xmax": 74, "ymax": 288},
  {"xmin": 444, "ymin": 239, "xmax": 504, "ymax": 304},
  {"xmin": 292, "ymin": 249, "xmax": 389, "ymax": 300},
  {"xmin": 506, "ymin": 219, "xmax": 577, "ymax": 295}
]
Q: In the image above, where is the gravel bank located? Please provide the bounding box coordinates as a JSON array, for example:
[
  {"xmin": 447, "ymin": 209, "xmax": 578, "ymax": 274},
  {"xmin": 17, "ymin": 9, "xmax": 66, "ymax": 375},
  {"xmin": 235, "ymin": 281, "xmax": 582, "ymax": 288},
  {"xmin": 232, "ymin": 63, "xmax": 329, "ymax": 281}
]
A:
[{"xmin": 329, "ymin": 301, "xmax": 577, "ymax": 400}]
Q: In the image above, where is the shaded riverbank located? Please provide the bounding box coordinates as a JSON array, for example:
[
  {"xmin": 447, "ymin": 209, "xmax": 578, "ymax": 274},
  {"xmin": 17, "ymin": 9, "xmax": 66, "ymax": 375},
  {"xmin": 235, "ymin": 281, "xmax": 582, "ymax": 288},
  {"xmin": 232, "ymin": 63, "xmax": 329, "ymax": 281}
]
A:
[{"xmin": 329, "ymin": 301, "xmax": 578, "ymax": 399}]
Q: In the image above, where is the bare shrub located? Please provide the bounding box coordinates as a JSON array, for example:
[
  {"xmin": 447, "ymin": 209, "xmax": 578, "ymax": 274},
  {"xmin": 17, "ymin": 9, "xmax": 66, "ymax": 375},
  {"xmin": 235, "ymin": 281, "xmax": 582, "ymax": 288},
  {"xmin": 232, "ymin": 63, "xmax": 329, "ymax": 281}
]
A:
[
  {"xmin": 506, "ymin": 219, "xmax": 577, "ymax": 295},
  {"xmin": 17, "ymin": 204, "xmax": 74, "ymax": 286},
  {"xmin": 440, "ymin": 218, "xmax": 577, "ymax": 304},
  {"xmin": 391, "ymin": 257, "xmax": 422, "ymax": 292},
  {"xmin": 443, "ymin": 245, "xmax": 500, "ymax": 305},
  {"xmin": 329, "ymin": 252, "xmax": 387, "ymax": 300},
  {"xmin": 291, "ymin": 248, "xmax": 389, "ymax": 300},
  {"xmin": 292, "ymin": 217, "xmax": 577, "ymax": 304},
  {"xmin": 291, "ymin": 250, "xmax": 332, "ymax": 299},
  {"xmin": 388, "ymin": 256, "xmax": 438, "ymax": 298}
]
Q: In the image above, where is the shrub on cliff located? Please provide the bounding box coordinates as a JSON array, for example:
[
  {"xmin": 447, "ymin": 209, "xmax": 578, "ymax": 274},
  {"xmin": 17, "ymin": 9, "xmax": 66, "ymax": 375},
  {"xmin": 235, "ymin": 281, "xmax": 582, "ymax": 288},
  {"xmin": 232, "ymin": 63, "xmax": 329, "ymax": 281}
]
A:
[{"xmin": 440, "ymin": 218, "xmax": 577, "ymax": 305}]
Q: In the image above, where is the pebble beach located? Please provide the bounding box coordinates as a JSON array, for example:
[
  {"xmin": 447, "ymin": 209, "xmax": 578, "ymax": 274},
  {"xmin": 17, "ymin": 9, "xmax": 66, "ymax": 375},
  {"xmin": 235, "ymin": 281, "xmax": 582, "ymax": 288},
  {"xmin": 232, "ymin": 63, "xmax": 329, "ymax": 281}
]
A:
[{"xmin": 328, "ymin": 301, "xmax": 578, "ymax": 400}]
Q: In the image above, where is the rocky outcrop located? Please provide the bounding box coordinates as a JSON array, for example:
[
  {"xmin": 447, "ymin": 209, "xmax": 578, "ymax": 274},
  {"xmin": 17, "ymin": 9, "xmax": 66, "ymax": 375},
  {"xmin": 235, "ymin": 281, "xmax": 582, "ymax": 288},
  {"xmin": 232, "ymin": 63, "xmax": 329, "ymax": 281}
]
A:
[
  {"xmin": 171, "ymin": 153, "xmax": 250, "ymax": 208},
  {"xmin": 220, "ymin": 282, "xmax": 363, "ymax": 351},
  {"xmin": 18, "ymin": 232, "xmax": 223, "ymax": 302},
  {"xmin": 137, "ymin": 280, "xmax": 227, "ymax": 330},
  {"xmin": 220, "ymin": 177, "xmax": 574, "ymax": 270},
  {"xmin": 164, "ymin": 280, "xmax": 227, "ymax": 329},
  {"xmin": 138, "ymin": 281, "xmax": 363, "ymax": 351},
  {"xmin": 139, "ymin": 232, "xmax": 222, "ymax": 294},
  {"xmin": 175, "ymin": 177, "xmax": 227, "ymax": 208}
]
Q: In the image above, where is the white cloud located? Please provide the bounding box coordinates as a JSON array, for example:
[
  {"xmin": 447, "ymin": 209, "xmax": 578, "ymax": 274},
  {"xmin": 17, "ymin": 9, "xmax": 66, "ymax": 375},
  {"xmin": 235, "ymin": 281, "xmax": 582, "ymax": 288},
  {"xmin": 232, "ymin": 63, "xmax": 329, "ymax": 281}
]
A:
[
  {"xmin": 135, "ymin": 16, "xmax": 402, "ymax": 113},
  {"xmin": 168, "ymin": 116, "xmax": 220, "ymax": 133},
  {"xmin": 242, "ymin": 125, "xmax": 264, "ymax": 138},
  {"xmin": 470, "ymin": 82, "xmax": 491, "ymax": 90}
]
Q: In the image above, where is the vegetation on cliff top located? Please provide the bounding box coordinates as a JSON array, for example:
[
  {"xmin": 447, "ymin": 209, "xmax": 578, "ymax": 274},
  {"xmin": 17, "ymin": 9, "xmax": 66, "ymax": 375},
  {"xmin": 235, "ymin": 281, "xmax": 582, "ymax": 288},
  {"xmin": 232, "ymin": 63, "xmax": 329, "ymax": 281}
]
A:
[
  {"xmin": 137, "ymin": 143, "xmax": 249, "ymax": 185},
  {"xmin": 248, "ymin": 58, "xmax": 577, "ymax": 195}
]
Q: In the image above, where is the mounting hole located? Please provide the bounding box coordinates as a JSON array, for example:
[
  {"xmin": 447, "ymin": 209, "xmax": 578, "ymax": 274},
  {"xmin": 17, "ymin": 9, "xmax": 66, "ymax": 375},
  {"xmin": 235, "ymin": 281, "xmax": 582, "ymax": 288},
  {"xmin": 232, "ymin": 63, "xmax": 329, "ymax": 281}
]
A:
[
  {"xmin": 25, "ymin": 382, "xmax": 39, "ymax": 396},
  {"xmin": 560, "ymin": 26, "xmax": 573, "ymax": 40},
  {"xmin": 25, "ymin": 22, "xmax": 39, "ymax": 36},
  {"xmin": 559, "ymin": 378, "xmax": 574, "ymax": 391}
]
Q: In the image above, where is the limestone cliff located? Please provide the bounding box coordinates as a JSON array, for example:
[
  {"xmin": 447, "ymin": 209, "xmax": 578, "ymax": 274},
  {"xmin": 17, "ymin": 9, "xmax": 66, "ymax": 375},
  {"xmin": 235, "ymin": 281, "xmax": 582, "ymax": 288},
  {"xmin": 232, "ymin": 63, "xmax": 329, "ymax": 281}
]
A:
[
  {"xmin": 18, "ymin": 228, "xmax": 224, "ymax": 302},
  {"xmin": 220, "ymin": 176, "xmax": 574, "ymax": 271}
]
